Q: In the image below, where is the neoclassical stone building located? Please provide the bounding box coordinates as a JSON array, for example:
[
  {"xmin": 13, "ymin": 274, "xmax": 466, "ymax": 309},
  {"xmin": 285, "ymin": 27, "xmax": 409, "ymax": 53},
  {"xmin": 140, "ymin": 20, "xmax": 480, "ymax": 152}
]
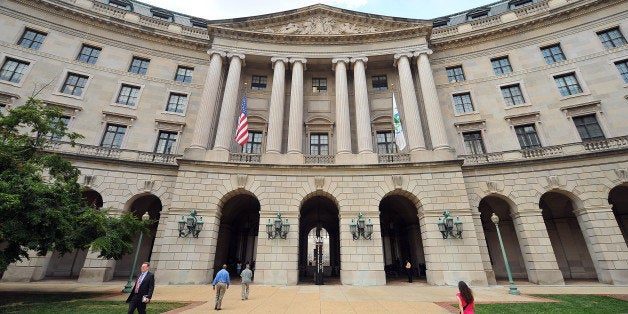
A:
[{"xmin": 0, "ymin": 0, "xmax": 626, "ymax": 286}]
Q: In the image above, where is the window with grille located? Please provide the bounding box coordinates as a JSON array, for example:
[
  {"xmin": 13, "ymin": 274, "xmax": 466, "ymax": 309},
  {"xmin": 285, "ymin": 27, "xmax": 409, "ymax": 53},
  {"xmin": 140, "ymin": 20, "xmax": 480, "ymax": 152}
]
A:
[
  {"xmin": 554, "ymin": 73, "xmax": 583, "ymax": 97},
  {"xmin": 60, "ymin": 73, "xmax": 88, "ymax": 96},
  {"xmin": 463, "ymin": 131, "xmax": 485, "ymax": 155},
  {"xmin": 100, "ymin": 124, "xmax": 126, "ymax": 148},
  {"xmin": 166, "ymin": 93, "xmax": 187, "ymax": 113},
  {"xmin": 242, "ymin": 131, "xmax": 263, "ymax": 154},
  {"xmin": 310, "ymin": 133, "xmax": 329, "ymax": 155},
  {"xmin": 446, "ymin": 66, "xmax": 465, "ymax": 82},
  {"xmin": 541, "ymin": 44, "xmax": 565, "ymax": 64},
  {"xmin": 514, "ymin": 124, "xmax": 541, "ymax": 149},
  {"xmin": 251, "ymin": 75, "xmax": 267, "ymax": 90},
  {"xmin": 108, "ymin": 0, "xmax": 132, "ymax": 10},
  {"xmin": 615, "ymin": 59, "xmax": 628, "ymax": 83},
  {"xmin": 572, "ymin": 114, "xmax": 605, "ymax": 141},
  {"xmin": 18, "ymin": 29, "xmax": 46, "ymax": 50},
  {"xmin": 491, "ymin": 57, "xmax": 512, "ymax": 75},
  {"xmin": 77, "ymin": 45, "xmax": 101, "ymax": 64},
  {"xmin": 175, "ymin": 66, "xmax": 193, "ymax": 83},
  {"xmin": 597, "ymin": 27, "xmax": 627, "ymax": 49},
  {"xmin": 453, "ymin": 93, "xmax": 475, "ymax": 114},
  {"xmin": 372, "ymin": 75, "xmax": 388, "ymax": 91},
  {"xmin": 154, "ymin": 131, "xmax": 178, "ymax": 154},
  {"xmin": 116, "ymin": 84, "xmax": 140, "ymax": 106},
  {"xmin": 501, "ymin": 84, "xmax": 525, "ymax": 106},
  {"xmin": 312, "ymin": 78, "xmax": 327, "ymax": 93},
  {"xmin": 0, "ymin": 58, "xmax": 29, "ymax": 83},
  {"xmin": 376, "ymin": 131, "xmax": 397, "ymax": 154},
  {"xmin": 129, "ymin": 57, "xmax": 150, "ymax": 75}
]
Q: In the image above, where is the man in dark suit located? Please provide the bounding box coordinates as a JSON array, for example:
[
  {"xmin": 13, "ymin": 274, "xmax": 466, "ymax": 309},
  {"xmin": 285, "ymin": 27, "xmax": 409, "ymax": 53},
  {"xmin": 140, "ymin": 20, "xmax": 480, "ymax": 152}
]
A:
[{"xmin": 126, "ymin": 261, "xmax": 155, "ymax": 314}]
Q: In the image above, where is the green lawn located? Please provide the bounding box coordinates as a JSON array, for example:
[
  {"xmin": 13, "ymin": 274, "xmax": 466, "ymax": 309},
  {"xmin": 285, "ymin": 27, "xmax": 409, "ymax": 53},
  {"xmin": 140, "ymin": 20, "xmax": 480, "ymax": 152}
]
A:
[
  {"xmin": 0, "ymin": 292, "xmax": 188, "ymax": 314},
  {"xmin": 471, "ymin": 294, "xmax": 628, "ymax": 314}
]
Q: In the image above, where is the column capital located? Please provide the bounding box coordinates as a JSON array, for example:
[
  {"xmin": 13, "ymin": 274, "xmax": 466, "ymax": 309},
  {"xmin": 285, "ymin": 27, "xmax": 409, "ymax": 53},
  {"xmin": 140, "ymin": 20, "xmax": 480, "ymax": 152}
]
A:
[
  {"xmin": 271, "ymin": 57, "xmax": 289, "ymax": 68},
  {"xmin": 289, "ymin": 57, "xmax": 307, "ymax": 70},
  {"xmin": 226, "ymin": 52, "xmax": 246, "ymax": 60},
  {"xmin": 350, "ymin": 56, "xmax": 368, "ymax": 63},
  {"xmin": 207, "ymin": 49, "xmax": 227, "ymax": 57},
  {"xmin": 332, "ymin": 57, "xmax": 350, "ymax": 71},
  {"xmin": 413, "ymin": 49, "xmax": 434, "ymax": 57},
  {"xmin": 393, "ymin": 52, "xmax": 413, "ymax": 67}
]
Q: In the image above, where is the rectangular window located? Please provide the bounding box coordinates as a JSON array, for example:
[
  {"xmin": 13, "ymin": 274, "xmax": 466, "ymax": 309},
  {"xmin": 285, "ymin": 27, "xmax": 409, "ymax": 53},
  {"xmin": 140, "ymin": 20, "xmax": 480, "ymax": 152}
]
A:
[
  {"xmin": 573, "ymin": 114, "xmax": 605, "ymax": 141},
  {"xmin": 510, "ymin": 0, "xmax": 534, "ymax": 9},
  {"xmin": 514, "ymin": 124, "xmax": 541, "ymax": 149},
  {"xmin": 446, "ymin": 66, "xmax": 465, "ymax": 82},
  {"xmin": 501, "ymin": 84, "xmax": 525, "ymax": 106},
  {"xmin": 453, "ymin": 93, "xmax": 475, "ymax": 114},
  {"xmin": 615, "ymin": 59, "xmax": 628, "ymax": 83},
  {"xmin": 18, "ymin": 29, "xmax": 46, "ymax": 50},
  {"xmin": 77, "ymin": 45, "xmax": 101, "ymax": 64},
  {"xmin": 312, "ymin": 78, "xmax": 327, "ymax": 93},
  {"xmin": 129, "ymin": 57, "xmax": 150, "ymax": 75},
  {"xmin": 251, "ymin": 75, "xmax": 267, "ymax": 90},
  {"xmin": 175, "ymin": 66, "xmax": 193, "ymax": 83},
  {"xmin": 541, "ymin": 44, "xmax": 565, "ymax": 64},
  {"xmin": 0, "ymin": 58, "xmax": 30, "ymax": 83},
  {"xmin": 242, "ymin": 131, "xmax": 263, "ymax": 154},
  {"xmin": 60, "ymin": 73, "xmax": 89, "ymax": 96},
  {"xmin": 50, "ymin": 116, "xmax": 70, "ymax": 140},
  {"xmin": 554, "ymin": 73, "xmax": 583, "ymax": 96},
  {"xmin": 166, "ymin": 93, "xmax": 187, "ymax": 113},
  {"xmin": 463, "ymin": 131, "xmax": 485, "ymax": 155},
  {"xmin": 597, "ymin": 27, "xmax": 627, "ymax": 49},
  {"xmin": 310, "ymin": 133, "xmax": 329, "ymax": 155},
  {"xmin": 154, "ymin": 131, "xmax": 178, "ymax": 154},
  {"xmin": 108, "ymin": 0, "xmax": 132, "ymax": 10},
  {"xmin": 100, "ymin": 124, "xmax": 126, "ymax": 148},
  {"xmin": 376, "ymin": 131, "xmax": 397, "ymax": 154},
  {"xmin": 372, "ymin": 75, "xmax": 388, "ymax": 91},
  {"xmin": 116, "ymin": 84, "xmax": 140, "ymax": 106},
  {"xmin": 491, "ymin": 56, "xmax": 512, "ymax": 75}
]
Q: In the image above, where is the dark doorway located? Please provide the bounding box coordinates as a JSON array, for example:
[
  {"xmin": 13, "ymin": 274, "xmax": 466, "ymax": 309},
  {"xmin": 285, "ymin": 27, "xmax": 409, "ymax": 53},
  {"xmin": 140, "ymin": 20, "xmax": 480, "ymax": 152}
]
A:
[
  {"xmin": 298, "ymin": 195, "xmax": 340, "ymax": 284},
  {"xmin": 609, "ymin": 185, "xmax": 628, "ymax": 245}
]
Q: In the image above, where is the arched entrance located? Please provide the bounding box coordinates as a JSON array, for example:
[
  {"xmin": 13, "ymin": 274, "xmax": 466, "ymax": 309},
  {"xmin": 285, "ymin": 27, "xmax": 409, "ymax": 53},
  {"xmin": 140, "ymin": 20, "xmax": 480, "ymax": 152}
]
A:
[
  {"xmin": 114, "ymin": 194, "xmax": 162, "ymax": 278},
  {"xmin": 609, "ymin": 185, "xmax": 628, "ymax": 244},
  {"xmin": 540, "ymin": 191, "xmax": 596, "ymax": 280},
  {"xmin": 478, "ymin": 196, "xmax": 528, "ymax": 281},
  {"xmin": 379, "ymin": 194, "xmax": 425, "ymax": 283},
  {"xmin": 298, "ymin": 195, "xmax": 340, "ymax": 284},
  {"xmin": 213, "ymin": 194, "xmax": 260, "ymax": 277}
]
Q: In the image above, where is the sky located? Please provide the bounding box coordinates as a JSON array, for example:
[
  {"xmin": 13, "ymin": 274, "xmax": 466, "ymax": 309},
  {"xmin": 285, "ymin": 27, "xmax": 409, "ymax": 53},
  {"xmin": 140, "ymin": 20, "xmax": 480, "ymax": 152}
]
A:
[{"xmin": 137, "ymin": 0, "xmax": 499, "ymax": 20}]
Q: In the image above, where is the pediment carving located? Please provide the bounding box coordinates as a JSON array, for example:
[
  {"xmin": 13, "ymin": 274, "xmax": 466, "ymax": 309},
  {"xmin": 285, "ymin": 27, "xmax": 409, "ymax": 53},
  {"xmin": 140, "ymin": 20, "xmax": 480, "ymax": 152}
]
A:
[{"xmin": 254, "ymin": 15, "xmax": 384, "ymax": 35}]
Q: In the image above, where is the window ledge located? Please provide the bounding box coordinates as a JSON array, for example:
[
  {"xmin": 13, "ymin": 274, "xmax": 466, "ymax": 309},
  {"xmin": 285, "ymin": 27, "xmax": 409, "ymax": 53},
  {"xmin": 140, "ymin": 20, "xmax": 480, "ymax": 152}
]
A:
[
  {"xmin": 52, "ymin": 92, "xmax": 85, "ymax": 100},
  {"xmin": 111, "ymin": 103, "xmax": 137, "ymax": 110}
]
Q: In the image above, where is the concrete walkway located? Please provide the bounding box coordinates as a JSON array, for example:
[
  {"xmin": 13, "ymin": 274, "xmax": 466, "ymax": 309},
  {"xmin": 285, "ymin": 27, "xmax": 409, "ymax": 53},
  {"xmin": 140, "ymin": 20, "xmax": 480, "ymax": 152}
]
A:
[{"xmin": 0, "ymin": 279, "xmax": 626, "ymax": 313}]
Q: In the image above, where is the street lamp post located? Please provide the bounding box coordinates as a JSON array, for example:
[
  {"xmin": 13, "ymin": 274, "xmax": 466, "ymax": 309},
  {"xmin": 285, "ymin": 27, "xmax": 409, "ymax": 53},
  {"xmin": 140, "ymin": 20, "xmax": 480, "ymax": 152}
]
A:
[
  {"xmin": 122, "ymin": 212, "xmax": 150, "ymax": 293},
  {"xmin": 490, "ymin": 213, "xmax": 520, "ymax": 295}
]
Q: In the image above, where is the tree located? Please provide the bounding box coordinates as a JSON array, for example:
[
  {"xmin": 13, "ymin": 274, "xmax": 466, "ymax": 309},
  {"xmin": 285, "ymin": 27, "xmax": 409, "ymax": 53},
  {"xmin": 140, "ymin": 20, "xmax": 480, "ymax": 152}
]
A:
[{"xmin": 0, "ymin": 97, "xmax": 148, "ymax": 272}]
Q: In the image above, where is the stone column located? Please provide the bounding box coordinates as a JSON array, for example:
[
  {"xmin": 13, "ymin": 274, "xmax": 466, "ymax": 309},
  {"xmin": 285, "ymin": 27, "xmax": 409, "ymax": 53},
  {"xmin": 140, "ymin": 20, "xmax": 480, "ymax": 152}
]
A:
[
  {"xmin": 394, "ymin": 52, "xmax": 425, "ymax": 151},
  {"xmin": 213, "ymin": 53, "xmax": 245, "ymax": 151},
  {"xmin": 351, "ymin": 57, "xmax": 374, "ymax": 154},
  {"xmin": 266, "ymin": 57, "xmax": 289, "ymax": 154},
  {"xmin": 189, "ymin": 50, "xmax": 226, "ymax": 150},
  {"xmin": 573, "ymin": 206, "xmax": 628, "ymax": 285},
  {"xmin": 415, "ymin": 51, "xmax": 450, "ymax": 150},
  {"xmin": 332, "ymin": 58, "xmax": 352, "ymax": 154},
  {"xmin": 287, "ymin": 58, "xmax": 306, "ymax": 154}
]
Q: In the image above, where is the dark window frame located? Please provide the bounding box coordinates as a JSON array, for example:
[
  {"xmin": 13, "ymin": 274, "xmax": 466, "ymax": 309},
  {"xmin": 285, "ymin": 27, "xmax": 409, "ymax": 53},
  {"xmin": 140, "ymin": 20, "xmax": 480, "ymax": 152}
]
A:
[
  {"xmin": 18, "ymin": 29, "xmax": 47, "ymax": 50},
  {"xmin": 166, "ymin": 93, "xmax": 187, "ymax": 113},
  {"xmin": 541, "ymin": 44, "xmax": 566, "ymax": 64},
  {"xmin": 597, "ymin": 27, "xmax": 627, "ymax": 49},
  {"xmin": 0, "ymin": 58, "xmax": 30, "ymax": 83},
  {"xmin": 116, "ymin": 84, "xmax": 141, "ymax": 106},
  {"xmin": 446, "ymin": 66, "xmax": 465, "ymax": 82},
  {"xmin": 501, "ymin": 84, "xmax": 525, "ymax": 106},
  {"xmin": 615, "ymin": 59, "xmax": 628, "ymax": 83},
  {"xmin": 514, "ymin": 124, "xmax": 542, "ymax": 149},
  {"xmin": 77, "ymin": 44, "xmax": 101, "ymax": 64},
  {"xmin": 491, "ymin": 56, "xmax": 513, "ymax": 75},
  {"xmin": 242, "ymin": 131, "xmax": 263, "ymax": 154},
  {"xmin": 154, "ymin": 130, "xmax": 178, "ymax": 154},
  {"xmin": 129, "ymin": 57, "xmax": 150, "ymax": 75},
  {"xmin": 554, "ymin": 72, "xmax": 583, "ymax": 97},
  {"xmin": 251, "ymin": 75, "xmax": 267, "ymax": 90},
  {"xmin": 174, "ymin": 66, "xmax": 193, "ymax": 83},
  {"xmin": 453, "ymin": 93, "xmax": 475, "ymax": 114},
  {"xmin": 463, "ymin": 131, "xmax": 486, "ymax": 155},
  {"xmin": 573, "ymin": 114, "xmax": 605, "ymax": 141},
  {"xmin": 60, "ymin": 72, "xmax": 89, "ymax": 96},
  {"xmin": 312, "ymin": 78, "xmax": 327, "ymax": 93},
  {"xmin": 310, "ymin": 133, "xmax": 329, "ymax": 155},
  {"xmin": 100, "ymin": 123, "xmax": 127, "ymax": 148},
  {"xmin": 372, "ymin": 75, "xmax": 388, "ymax": 91},
  {"xmin": 376, "ymin": 131, "xmax": 397, "ymax": 154}
]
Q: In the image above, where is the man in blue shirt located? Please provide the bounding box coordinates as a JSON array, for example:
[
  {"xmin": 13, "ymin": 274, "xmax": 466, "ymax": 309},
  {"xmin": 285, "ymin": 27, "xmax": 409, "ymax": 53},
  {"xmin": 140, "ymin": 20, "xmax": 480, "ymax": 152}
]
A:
[{"xmin": 212, "ymin": 264, "xmax": 230, "ymax": 310}]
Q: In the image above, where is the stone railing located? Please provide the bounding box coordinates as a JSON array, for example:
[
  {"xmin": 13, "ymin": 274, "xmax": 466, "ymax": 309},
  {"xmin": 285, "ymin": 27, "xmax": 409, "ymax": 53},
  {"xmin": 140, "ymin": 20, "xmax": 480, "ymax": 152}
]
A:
[
  {"xmin": 91, "ymin": 1, "xmax": 127, "ymax": 19},
  {"xmin": 229, "ymin": 153, "xmax": 261, "ymax": 163},
  {"xmin": 378, "ymin": 153, "xmax": 411, "ymax": 164},
  {"xmin": 42, "ymin": 141, "xmax": 180, "ymax": 165},
  {"xmin": 304, "ymin": 154, "xmax": 335, "ymax": 164},
  {"xmin": 462, "ymin": 136, "xmax": 628, "ymax": 165},
  {"xmin": 513, "ymin": 1, "xmax": 549, "ymax": 18}
]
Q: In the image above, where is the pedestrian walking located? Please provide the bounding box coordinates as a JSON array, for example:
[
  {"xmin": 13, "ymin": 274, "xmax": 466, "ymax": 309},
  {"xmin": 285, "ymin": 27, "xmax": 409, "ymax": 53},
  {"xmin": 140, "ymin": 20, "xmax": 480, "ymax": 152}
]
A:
[
  {"xmin": 405, "ymin": 259, "xmax": 412, "ymax": 283},
  {"xmin": 126, "ymin": 261, "xmax": 155, "ymax": 314},
  {"xmin": 240, "ymin": 263, "xmax": 253, "ymax": 300},
  {"xmin": 236, "ymin": 261, "xmax": 242, "ymax": 275},
  {"xmin": 456, "ymin": 281, "xmax": 475, "ymax": 314},
  {"xmin": 212, "ymin": 264, "xmax": 230, "ymax": 310}
]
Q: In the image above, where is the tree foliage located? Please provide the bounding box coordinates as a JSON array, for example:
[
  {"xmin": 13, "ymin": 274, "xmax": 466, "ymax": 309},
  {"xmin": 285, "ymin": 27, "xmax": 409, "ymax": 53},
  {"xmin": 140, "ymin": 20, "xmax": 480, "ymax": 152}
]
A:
[{"xmin": 0, "ymin": 97, "xmax": 148, "ymax": 272}]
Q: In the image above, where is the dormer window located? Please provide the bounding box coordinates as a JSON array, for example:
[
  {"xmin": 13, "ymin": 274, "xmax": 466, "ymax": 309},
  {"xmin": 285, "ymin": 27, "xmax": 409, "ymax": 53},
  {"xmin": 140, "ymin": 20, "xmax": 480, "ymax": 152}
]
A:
[
  {"xmin": 190, "ymin": 18, "xmax": 208, "ymax": 29},
  {"xmin": 467, "ymin": 7, "xmax": 490, "ymax": 21},
  {"xmin": 433, "ymin": 18, "xmax": 449, "ymax": 28},
  {"xmin": 107, "ymin": 0, "xmax": 132, "ymax": 11},
  {"xmin": 150, "ymin": 8, "xmax": 174, "ymax": 22},
  {"xmin": 509, "ymin": 0, "xmax": 534, "ymax": 9}
]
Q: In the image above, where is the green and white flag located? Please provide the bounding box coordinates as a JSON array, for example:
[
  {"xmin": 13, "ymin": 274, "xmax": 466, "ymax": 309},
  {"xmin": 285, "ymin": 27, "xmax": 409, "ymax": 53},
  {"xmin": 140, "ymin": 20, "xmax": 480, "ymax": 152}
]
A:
[{"xmin": 392, "ymin": 93, "xmax": 406, "ymax": 151}]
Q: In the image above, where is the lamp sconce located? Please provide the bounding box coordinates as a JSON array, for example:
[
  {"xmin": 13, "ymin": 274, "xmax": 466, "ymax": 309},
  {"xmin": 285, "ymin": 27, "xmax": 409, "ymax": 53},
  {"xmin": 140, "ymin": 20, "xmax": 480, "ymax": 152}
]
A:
[
  {"xmin": 437, "ymin": 211, "xmax": 463, "ymax": 239},
  {"xmin": 178, "ymin": 209, "xmax": 204, "ymax": 238},
  {"xmin": 266, "ymin": 212, "xmax": 290, "ymax": 239},
  {"xmin": 349, "ymin": 212, "xmax": 373, "ymax": 240}
]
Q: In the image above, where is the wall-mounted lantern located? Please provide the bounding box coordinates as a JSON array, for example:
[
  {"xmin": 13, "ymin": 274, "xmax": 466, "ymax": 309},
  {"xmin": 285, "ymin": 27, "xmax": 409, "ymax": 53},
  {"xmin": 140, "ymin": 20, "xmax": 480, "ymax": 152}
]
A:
[
  {"xmin": 266, "ymin": 212, "xmax": 289, "ymax": 239},
  {"xmin": 437, "ymin": 210, "xmax": 463, "ymax": 239},
  {"xmin": 178, "ymin": 209, "xmax": 203, "ymax": 238},
  {"xmin": 349, "ymin": 212, "xmax": 373, "ymax": 240}
]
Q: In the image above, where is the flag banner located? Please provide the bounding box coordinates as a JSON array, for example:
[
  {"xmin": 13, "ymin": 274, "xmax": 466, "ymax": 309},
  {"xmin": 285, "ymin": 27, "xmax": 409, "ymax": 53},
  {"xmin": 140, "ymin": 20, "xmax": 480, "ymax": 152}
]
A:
[
  {"xmin": 392, "ymin": 92, "xmax": 407, "ymax": 151},
  {"xmin": 235, "ymin": 93, "xmax": 249, "ymax": 146}
]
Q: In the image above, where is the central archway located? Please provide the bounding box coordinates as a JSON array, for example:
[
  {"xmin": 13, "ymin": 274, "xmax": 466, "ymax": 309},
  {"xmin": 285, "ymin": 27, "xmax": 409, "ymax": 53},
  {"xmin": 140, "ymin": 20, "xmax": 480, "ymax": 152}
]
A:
[{"xmin": 298, "ymin": 195, "xmax": 340, "ymax": 284}]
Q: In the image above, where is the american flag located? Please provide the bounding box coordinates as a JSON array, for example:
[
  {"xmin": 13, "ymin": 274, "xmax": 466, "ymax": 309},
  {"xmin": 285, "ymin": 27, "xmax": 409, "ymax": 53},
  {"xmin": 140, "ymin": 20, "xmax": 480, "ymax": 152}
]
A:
[{"xmin": 235, "ymin": 93, "xmax": 249, "ymax": 146}]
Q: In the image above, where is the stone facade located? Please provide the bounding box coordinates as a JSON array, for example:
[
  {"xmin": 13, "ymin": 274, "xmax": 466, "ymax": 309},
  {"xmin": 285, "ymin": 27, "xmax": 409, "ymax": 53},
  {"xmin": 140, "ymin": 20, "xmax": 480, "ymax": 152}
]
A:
[{"xmin": 0, "ymin": 0, "xmax": 626, "ymax": 286}]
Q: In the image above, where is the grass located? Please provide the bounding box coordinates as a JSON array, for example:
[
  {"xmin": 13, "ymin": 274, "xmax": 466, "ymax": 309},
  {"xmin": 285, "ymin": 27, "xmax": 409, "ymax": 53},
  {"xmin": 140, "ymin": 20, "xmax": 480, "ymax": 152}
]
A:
[
  {"xmin": 470, "ymin": 294, "xmax": 628, "ymax": 314},
  {"xmin": 0, "ymin": 292, "xmax": 188, "ymax": 314}
]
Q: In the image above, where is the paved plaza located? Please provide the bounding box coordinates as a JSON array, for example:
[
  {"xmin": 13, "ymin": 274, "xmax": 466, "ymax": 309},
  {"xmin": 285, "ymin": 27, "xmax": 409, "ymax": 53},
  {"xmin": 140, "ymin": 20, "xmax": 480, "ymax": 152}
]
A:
[{"xmin": 1, "ymin": 279, "xmax": 626, "ymax": 313}]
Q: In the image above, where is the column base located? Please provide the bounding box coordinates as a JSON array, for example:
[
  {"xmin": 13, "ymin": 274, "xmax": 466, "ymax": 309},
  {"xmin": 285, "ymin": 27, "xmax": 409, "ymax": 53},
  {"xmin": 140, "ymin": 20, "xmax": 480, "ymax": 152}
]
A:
[
  {"xmin": 262, "ymin": 152, "xmax": 303, "ymax": 164},
  {"xmin": 204, "ymin": 149, "xmax": 230, "ymax": 162},
  {"xmin": 254, "ymin": 269, "xmax": 298, "ymax": 286},
  {"xmin": 528, "ymin": 269, "xmax": 565, "ymax": 285},
  {"xmin": 340, "ymin": 269, "xmax": 386, "ymax": 285},
  {"xmin": 155, "ymin": 269, "xmax": 212, "ymax": 285},
  {"xmin": 427, "ymin": 270, "xmax": 489, "ymax": 286},
  {"xmin": 409, "ymin": 149, "xmax": 457, "ymax": 162},
  {"xmin": 78, "ymin": 267, "xmax": 113, "ymax": 283},
  {"xmin": 335, "ymin": 152, "xmax": 378, "ymax": 165},
  {"xmin": 183, "ymin": 147, "xmax": 208, "ymax": 161}
]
